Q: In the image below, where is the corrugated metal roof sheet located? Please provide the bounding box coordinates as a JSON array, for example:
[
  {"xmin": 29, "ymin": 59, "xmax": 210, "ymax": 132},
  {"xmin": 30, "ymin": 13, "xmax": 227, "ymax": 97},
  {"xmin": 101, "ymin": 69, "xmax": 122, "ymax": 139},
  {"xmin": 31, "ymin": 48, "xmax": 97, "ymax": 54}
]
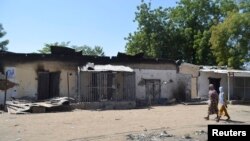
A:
[
  {"xmin": 200, "ymin": 68, "xmax": 250, "ymax": 73},
  {"xmin": 81, "ymin": 64, "xmax": 134, "ymax": 72},
  {"xmin": 200, "ymin": 68, "xmax": 250, "ymax": 77},
  {"xmin": 200, "ymin": 69, "xmax": 228, "ymax": 73}
]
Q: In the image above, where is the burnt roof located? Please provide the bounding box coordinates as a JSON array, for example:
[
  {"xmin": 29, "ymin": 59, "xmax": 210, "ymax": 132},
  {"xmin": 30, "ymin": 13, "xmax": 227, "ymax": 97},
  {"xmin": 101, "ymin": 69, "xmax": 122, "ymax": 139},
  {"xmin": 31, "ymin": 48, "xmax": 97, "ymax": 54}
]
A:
[
  {"xmin": 50, "ymin": 46, "xmax": 82, "ymax": 56},
  {"xmin": 113, "ymin": 52, "xmax": 175, "ymax": 64},
  {"xmin": 0, "ymin": 49, "xmax": 176, "ymax": 66},
  {"xmin": 117, "ymin": 52, "xmax": 144, "ymax": 59}
]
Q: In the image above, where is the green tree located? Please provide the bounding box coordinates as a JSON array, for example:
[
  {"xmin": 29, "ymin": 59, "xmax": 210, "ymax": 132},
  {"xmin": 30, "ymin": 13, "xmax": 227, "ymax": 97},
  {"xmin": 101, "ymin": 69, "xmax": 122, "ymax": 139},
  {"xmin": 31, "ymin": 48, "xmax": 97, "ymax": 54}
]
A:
[
  {"xmin": 0, "ymin": 24, "xmax": 9, "ymax": 51},
  {"xmin": 72, "ymin": 45, "xmax": 104, "ymax": 56},
  {"xmin": 125, "ymin": 2, "xmax": 184, "ymax": 60},
  {"xmin": 38, "ymin": 41, "xmax": 71, "ymax": 54},
  {"xmin": 210, "ymin": 12, "xmax": 250, "ymax": 69},
  {"xmin": 38, "ymin": 41, "xmax": 105, "ymax": 56},
  {"xmin": 159, "ymin": 0, "xmax": 238, "ymax": 64},
  {"xmin": 238, "ymin": 0, "xmax": 250, "ymax": 13},
  {"xmin": 125, "ymin": 0, "xmax": 246, "ymax": 66}
]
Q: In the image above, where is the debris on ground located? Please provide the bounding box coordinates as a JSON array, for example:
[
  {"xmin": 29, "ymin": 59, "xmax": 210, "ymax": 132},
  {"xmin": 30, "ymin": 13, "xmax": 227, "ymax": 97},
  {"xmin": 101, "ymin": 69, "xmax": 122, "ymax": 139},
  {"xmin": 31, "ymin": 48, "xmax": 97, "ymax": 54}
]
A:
[
  {"xmin": 126, "ymin": 130, "xmax": 174, "ymax": 141},
  {"xmin": 126, "ymin": 129, "xmax": 208, "ymax": 141},
  {"xmin": 194, "ymin": 130, "xmax": 207, "ymax": 135},
  {"xmin": 182, "ymin": 134, "xmax": 191, "ymax": 139},
  {"xmin": 6, "ymin": 97, "xmax": 74, "ymax": 114}
]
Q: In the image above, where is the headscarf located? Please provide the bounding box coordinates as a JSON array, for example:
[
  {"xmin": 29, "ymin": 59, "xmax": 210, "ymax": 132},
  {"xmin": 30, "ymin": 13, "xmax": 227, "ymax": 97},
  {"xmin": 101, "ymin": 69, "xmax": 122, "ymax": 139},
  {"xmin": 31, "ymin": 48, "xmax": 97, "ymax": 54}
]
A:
[
  {"xmin": 219, "ymin": 86, "xmax": 225, "ymax": 104},
  {"xmin": 209, "ymin": 84, "xmax": 214, "ymax": 90},
  {"xmin": 219, "ymin": 86, "xmax": 224, "ymax": 93}
]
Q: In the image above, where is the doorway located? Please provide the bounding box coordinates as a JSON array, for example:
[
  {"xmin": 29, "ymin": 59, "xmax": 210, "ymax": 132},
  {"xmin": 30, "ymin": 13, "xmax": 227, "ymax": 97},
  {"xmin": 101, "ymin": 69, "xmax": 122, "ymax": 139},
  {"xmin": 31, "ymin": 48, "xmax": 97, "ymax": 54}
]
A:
[
  {"xmin": 38, "ymin": 71, "xmax": 60, "ymax": 100},
  {"xmin": 145, "ymin": 79, "xmax": 161, "ymax": 105},
  {"xmin": 208, "ymin": 77, "xmax": 221, "ymax": 93}
]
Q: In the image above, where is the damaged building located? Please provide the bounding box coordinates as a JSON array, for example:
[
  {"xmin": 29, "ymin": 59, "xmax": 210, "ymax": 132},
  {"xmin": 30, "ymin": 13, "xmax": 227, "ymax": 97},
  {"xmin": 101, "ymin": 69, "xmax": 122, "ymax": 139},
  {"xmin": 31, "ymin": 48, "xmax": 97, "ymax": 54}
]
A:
[
  {"xmin": 0, "ymin": 47, "xmax": 181, "ymax": 110},
  {"xmin": 79, "ymin": 63, "xmax": 135, "ymax": 102},
  {"xmin": 111, "ymin": 53, "xmax": 178, "ymax": 105},
  {"xmin": 0, "ymin": 47, "xmax": 109, "ymax": 107},
  {"xmin": 77, "ymin": 63, "xmax": 136, "ymax": 109}
]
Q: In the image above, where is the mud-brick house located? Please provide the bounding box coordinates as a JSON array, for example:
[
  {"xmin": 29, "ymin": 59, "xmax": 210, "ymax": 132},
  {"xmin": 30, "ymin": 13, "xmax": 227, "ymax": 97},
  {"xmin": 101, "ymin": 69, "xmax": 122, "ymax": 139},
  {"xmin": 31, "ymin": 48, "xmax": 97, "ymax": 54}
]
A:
[
  {"xmin": 0, "ymin": 47, "xmax": 109, "ymax": 105},
  {"xmin": 198, "ymin": 66, "xmax": 250, "ymax": 101},
  {"xmin": 179, "ymin": 63, "xmax": 250, "ymax": 101},
  {"xmin": 111, "ymin": 53, "xmax": 178, "ymax": 105}
]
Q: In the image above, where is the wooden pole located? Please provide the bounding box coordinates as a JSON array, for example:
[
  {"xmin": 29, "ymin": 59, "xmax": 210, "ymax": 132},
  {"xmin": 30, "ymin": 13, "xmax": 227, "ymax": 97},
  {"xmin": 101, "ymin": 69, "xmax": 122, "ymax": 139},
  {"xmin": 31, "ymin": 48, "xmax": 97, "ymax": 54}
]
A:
[
  {"xmin": 228, "ymin": 73, "xmax": 230, "ymax": 101},
  {"xmin": 67, "ymin": 72, "xmax": 69, "ymax": 98},
  {"xmin": 4, "ymin": 72, "xmax": 8, "ymax": 111}
]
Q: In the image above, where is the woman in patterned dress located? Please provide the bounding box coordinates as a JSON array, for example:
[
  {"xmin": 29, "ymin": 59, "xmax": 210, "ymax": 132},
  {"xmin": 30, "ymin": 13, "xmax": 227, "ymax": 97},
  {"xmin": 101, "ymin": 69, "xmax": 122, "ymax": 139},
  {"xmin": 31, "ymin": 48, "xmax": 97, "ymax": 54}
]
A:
[{"xmin": 204, "ymin": 84, "xmax": 219, "ymax": 121}]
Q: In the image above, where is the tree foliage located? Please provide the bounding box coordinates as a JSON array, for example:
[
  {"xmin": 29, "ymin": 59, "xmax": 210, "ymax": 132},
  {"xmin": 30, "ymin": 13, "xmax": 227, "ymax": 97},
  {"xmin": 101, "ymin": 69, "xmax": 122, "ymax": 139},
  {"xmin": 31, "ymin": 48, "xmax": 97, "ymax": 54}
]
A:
[
  {"xmin": 125, "ymin": 3, "xmax": 181, "ymax": 59},
  {"xmin": 38, "ymin": 41, "xmax": 71, "ymax": 54},
  {"xmin": 72, "ymin": 45, "xmax": 104, "ymax": 56},
  {"xmin": 210, "ymin": 12, "xmax": 250, "ymax": 69},
  {"xmin": 0, "ymin": 24, "xmax": 9, "ymax": 51},
  {"xmin": 125, "ymin": 0, "xmax": 250, "ymax": 68},
  {"xmin": 38, "ymin": 41, "xmax": 105, "ymax": 56}
]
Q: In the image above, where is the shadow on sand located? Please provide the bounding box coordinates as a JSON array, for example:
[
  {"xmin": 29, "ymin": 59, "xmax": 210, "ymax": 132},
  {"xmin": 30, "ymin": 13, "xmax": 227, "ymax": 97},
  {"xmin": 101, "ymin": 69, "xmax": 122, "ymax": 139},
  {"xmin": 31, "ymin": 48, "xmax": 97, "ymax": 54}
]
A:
[{"xmin": 219, "ymin": 119, "xmax": 245, "ymax": 124}]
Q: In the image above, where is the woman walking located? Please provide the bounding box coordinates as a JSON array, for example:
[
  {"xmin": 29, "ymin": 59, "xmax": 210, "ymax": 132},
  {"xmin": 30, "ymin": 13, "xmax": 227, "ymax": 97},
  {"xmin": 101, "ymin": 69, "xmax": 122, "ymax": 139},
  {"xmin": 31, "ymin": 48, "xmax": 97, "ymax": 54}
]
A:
[
  {"xmin": 217, "ymin": 86, "xmax": 230, "ymax": 122},
  {"xmin": 204, "ymin": 84, "xmax": 219, "ymax": 121}
]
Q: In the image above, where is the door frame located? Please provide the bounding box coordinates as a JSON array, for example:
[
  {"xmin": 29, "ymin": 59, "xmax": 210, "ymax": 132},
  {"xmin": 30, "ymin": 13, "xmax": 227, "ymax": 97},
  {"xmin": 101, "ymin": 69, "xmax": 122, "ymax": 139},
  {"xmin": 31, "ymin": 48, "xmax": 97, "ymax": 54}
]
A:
[
  {"xmin": 145, "ymin": 79, "xmax": 161, "ymax": 104},
  {"xmin": 37, "ymin": 71, "xmax": 60, "ymax": 100}
]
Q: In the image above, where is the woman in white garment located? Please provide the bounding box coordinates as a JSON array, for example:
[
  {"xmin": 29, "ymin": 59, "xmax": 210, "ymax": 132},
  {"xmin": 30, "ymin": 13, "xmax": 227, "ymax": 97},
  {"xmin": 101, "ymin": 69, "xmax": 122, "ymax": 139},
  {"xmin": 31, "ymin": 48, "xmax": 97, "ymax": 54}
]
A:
[{"xmin": 217, "ymin": 86, "xmax": 230, "ymax": 122}]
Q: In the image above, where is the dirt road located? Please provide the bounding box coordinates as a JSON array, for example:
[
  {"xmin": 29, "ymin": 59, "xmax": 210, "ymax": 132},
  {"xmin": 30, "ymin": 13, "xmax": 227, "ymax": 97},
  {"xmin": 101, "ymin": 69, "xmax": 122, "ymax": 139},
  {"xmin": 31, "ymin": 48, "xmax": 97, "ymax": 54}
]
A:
[{"xmin": 1, "ymin": 104, "xmax": 250, "ymax": 141}]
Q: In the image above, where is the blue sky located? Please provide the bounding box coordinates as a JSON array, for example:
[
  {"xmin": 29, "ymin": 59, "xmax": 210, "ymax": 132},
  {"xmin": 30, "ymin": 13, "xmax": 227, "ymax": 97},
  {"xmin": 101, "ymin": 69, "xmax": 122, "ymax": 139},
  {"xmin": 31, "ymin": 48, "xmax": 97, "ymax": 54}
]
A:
[{"xmin": 0, "ymin": 0, "xmax": 178, "ymax": 56}]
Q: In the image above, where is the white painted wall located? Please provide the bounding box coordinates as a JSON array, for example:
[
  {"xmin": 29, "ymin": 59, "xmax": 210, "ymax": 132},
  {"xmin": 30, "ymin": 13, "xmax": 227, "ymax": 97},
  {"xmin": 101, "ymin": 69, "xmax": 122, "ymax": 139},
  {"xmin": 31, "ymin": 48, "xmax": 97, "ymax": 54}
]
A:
[
  {"xmin": 198, "ymin": 71, "xmax": 228, "ymax": 99},
  {"xmin": 0, "ymin": 62, "xmax": 78, "ymax": 104},
  {"xmin": 134, "ymin": 69, "xmax": 176, "ymax": 100}
]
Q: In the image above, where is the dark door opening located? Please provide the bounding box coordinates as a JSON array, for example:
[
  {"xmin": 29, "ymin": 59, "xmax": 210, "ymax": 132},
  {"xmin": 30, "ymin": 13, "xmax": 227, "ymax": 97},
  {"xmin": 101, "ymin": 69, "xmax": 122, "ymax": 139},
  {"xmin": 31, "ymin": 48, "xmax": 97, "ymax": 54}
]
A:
[
  {"xmin": 208, "ymin": 77, "xmax": 221, "ymax": 94},
  {"xmin": 38, "ymin": 72, "xmax": 60, "ymax": 100},
  {"xmin": 38, "ymin": 72, "xmax": 50, "ymax": 100},
  {"xmin": 145, "ymin": 79, "xmax": 161, "ymax": 104},
  {"xmin": 49, "ymin": 72, "xmax": 60, "ymax": 98}
]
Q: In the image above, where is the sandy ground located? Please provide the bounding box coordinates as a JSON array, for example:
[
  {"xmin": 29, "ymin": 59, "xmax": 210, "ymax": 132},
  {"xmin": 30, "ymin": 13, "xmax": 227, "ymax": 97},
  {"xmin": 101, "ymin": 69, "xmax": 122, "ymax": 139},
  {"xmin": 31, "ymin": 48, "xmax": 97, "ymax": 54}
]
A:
[{"xmin": 1, "ymin": 104, "xmax": 250, "ymax": 141}]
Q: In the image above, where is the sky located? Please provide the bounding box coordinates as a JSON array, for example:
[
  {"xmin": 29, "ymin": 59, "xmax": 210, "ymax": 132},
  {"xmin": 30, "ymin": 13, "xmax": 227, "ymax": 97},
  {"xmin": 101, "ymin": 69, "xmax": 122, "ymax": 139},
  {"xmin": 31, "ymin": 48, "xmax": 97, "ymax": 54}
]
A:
[{"xmin": 0, "ymin": 0, "xmax": 178, "ymax": 56}]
